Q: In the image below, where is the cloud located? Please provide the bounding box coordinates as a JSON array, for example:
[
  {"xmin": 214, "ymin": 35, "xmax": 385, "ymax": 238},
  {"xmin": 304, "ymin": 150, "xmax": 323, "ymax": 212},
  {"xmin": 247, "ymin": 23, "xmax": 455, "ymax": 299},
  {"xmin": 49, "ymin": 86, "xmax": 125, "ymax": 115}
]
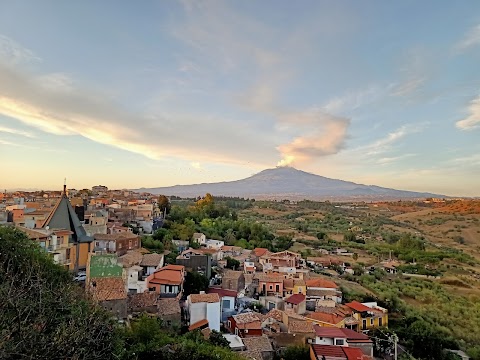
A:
[
  {"xmin": 0, "ymin": 34, "xmax": 40, "ymax": 64},
  {"xmin": 456, "ymin": 96, "xmax": 480, "ymax": 130},
  {"xmin": 390, "ymin": 76, "xmax": 426, "ymax": 97},
  {"xmin": 277, "ymin": 109, "xmax": 350, "ymax": 166},
  {"xmin": 323, "ymin": 85, "xmax": 385, "ymax": 114},
  {"xmin": 0, "ymin": 125, "xmax": 36, "ymax": 138},
  {"xmin": 0, "ymin": 62, "xmax": 277, "ymax": 167},
  {"xmin": 190, "ymin": 162, "xmax": 203, "ymax": 170},
  {"xmin": 377, "ymin": 153, "xmax": 416, "ymax": 165},
  {"xmin": 363, "ymin": 124, "xmax": 426, "ymax": 156},
  {"xmin": 456, "ymin": 24, "xmax": 480, "ymax": 51}
]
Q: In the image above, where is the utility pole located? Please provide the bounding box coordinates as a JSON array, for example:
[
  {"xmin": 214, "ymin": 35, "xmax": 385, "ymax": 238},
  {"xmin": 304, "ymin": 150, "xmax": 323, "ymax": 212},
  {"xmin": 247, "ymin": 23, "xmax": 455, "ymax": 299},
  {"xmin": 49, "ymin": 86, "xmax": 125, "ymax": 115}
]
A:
[{"xmin": 394, "ymin": 335, "xmax": 398, "ymax": 360}]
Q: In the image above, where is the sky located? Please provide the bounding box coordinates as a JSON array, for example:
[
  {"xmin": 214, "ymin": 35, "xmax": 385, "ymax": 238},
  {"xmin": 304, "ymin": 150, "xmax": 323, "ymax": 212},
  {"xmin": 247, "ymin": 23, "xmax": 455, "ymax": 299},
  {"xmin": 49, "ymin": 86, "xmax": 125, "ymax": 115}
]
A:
[{"xmin": 0, "ymin": 1, "xmax": 479, "ymax": 196}]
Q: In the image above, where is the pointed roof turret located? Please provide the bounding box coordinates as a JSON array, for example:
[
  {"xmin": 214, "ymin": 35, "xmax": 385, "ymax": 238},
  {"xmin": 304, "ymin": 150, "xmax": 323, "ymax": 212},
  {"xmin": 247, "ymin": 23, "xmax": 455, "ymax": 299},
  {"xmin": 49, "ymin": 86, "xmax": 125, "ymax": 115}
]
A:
[{"xmin": 41, "ymin": 183, "xmax": 92, "ymax": 244}]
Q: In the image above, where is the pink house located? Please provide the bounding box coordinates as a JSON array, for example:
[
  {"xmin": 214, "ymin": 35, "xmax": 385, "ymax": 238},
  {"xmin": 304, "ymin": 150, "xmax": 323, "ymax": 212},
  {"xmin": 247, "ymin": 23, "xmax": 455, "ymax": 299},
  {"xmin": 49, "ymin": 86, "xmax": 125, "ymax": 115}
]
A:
[{"xmin": 255, "ymin": 273, "xmax": 284, "ymax": 296}]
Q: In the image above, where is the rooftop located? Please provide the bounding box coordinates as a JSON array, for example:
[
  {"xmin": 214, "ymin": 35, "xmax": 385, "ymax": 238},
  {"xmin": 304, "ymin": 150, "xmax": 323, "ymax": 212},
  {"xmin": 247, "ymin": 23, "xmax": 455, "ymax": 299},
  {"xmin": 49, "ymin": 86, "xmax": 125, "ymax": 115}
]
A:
[
  {"xmin": 313, "ymin": 325, "xmax": 347, "ymax": 338},
  {"xmin": 305, "ymin": 278, "xmax": 338, "ymax": 289},
  {"xmin": 345, "ymin": 301, "xmax": 372, "ymax": 313},
  {"xmin": 140, "ymin": 253, "xmax": 164, "ymax": 267},
  {"xmin": 285, "ymin": 293, "xmax": 306, "ymax": 305},
  {"xmin": 188, "ymin": 293, "xmax": 220, "ymax": 304},
  {"xmin": 157, "ymin": 298, "xmax": 181, "ymax": 316},
  {"xmin": 207, "ymin": 287, "xmax": 238, "ymax": 298},
  {"xmin": 305, "ymin": 312, "xmax": 344, "ymax": 325},
  {"xmin": 90, "ymin": 277, "xmax": 126, "ymax": 302},
  {"xmin": 288, "ymin": 320, "xmax": 314, "ymax": 334}
]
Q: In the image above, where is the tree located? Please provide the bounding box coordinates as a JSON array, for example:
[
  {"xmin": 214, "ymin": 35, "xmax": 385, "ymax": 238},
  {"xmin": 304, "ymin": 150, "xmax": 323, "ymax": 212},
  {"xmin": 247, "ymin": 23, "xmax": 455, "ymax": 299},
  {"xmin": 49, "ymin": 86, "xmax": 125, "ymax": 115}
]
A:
[
  {"xmin": 225, "ymin": 257, "xmax": 240, "ymax": 270},
  {"xmin": 0, "ymin": 226, "xmax": 122, "ymax": 359},
  {"xmin": 278, "ymin": 345, "xmax": 310, "ymax": 360},
  {"xmin": 158, "ymin": 195, "xmax": 171, "ymax": 214},
  {"xmin": 183, "ymin": 271, "xmax": 209, "ymax": 297},
  {"xmin": 352, "ymin": 252, "xmax": 359, "ymax": 261},
  {"xmin": 208, "ymin": 330, "xmax": 229, "ymax": 348},
  {"xmin": 344, "ymin": 231, "xmax": 356, "ymax": 242},
  {"xmin": 316, "ymin": 231, "xmax": 327, "ymax": 240},
  {"xmin": 370, "ymin": 327, "xmax": 398, "ymax": 358}
]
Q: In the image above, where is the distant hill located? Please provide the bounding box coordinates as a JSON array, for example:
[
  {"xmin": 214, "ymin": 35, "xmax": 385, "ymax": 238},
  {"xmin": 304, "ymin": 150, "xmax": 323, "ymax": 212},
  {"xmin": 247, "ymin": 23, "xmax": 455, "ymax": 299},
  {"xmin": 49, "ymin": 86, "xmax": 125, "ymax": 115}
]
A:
[{"xmin": 135, "ymin": 167, "xmax": 446, "ymax": 201}]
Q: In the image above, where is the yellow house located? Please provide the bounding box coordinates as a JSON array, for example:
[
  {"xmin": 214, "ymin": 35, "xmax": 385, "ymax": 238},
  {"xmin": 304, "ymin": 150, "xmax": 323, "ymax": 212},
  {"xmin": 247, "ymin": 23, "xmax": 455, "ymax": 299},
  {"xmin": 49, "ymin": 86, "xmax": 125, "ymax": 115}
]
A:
[
  {"xmin": 283, "ymin": 278, "xmax": 307, "ymax": 296},
  {"xmin": 304, "ymin": 312, "xmax": 346, "ymax": 328},
  {"xmin": 345, "ymin": 301, "xmax": 388, "ymax": 330}
]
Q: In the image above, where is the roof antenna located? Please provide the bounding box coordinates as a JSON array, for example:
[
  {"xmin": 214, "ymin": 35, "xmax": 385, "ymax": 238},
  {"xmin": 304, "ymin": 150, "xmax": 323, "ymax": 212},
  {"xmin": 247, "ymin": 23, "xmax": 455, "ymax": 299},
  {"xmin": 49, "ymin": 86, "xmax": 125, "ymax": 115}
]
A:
[{"xmin": 63, "ymin": 178, "xmax": 67, "ymax": 195}]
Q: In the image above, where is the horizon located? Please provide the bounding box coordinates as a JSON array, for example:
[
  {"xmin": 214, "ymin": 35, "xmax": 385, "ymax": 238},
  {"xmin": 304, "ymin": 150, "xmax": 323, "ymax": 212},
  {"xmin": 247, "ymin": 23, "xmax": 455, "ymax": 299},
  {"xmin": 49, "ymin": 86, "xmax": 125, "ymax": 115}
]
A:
[{"xmin": 1, "ymin": 2, "xmax": 479, "ymax": 196}]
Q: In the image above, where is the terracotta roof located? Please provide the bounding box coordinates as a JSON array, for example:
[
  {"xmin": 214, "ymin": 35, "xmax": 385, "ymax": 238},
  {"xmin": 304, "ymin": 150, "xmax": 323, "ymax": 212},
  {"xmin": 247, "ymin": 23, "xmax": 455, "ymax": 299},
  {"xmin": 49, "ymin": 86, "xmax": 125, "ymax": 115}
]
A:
[
  {"xmin": 90, "ymin": 277, "xmax": 127, "ymax": 302},
  {"xmin": 223, "ymin": 270, "xmax": 243, "ymax": 279},
  {"xmin": 128, "ymin": 292, "xmax": 158, "ymax": 310},
  {"xmin": 188, "ymin": 319, "xmax": 208, "ymax": 331},
  {"xmin": 242, "ymin": 336, "xmax": 273, "ymax": 353},
  {"xmin": 221, "ymin": 245, "xmax": 242, "ymax": 252},
  {"xmin": 118, "ymin": 250, "xmax": 144, "ymax": 267},
  {"xmin": 94, "ymin": 232, "xmax": 138, "ymax": 240},
  {"xmin": 253, "ymin": 248, "xmax": 270, "ymax": 257},
  {"xmin": 140, "ymin": 253, "xmax": 163, "ymax": 267},
  {"xmin": 157, "ymin": 298, "xmax": 181, "ymax": 316},
  {"xmin": 311, "ymin": 344, "xmax": 345, "ymax": 359},
  {"xmin": 189, "ymin": 293, "xmax": 220, "ymax": 304},
  {"xmin": 149, "ymin": 265, "xmax": 184, "ymax": 285},
  {"xmin": 233, "ymin": 312, "xmax": 264, "ymax": 329},
  {"xmin": 305, "ymin": 278, "xmax": 338, "ymax": 289},
  {"xmin": 255, "ymin": 273, "xmax": 284, "ymax": 283},
  {"xmin": 288, "ymin": 320, "xmax": 314, "ymax": 334},
  {"xmin": 264, "ymin": 309, "xmax": 284, "ymax": 322},
  {"xmin": 307, "ymin": 288, "xmax": 339, "ymax": 297},
  {"xmin": 241, "ymin": 350, "xmax": 263, "ymax": 360},
  {"xmin": 162, "ymin": 264, "xmax": 185, "ymax": 271},
  {"xmin": 345, "ymin": 301, "xmax": 372, "ymax": 313},
  {"xmin": 313, "ymin": 325, "xmax": 347, "ymax": 338},
  {"xmin": 283, "ymin": 278, "xmax": 294, "ymax": 289},
  {"xmin": 294, "ymin": 279, "xmax": 306, "ymax": 286},
  {"xmin": 285, "ymin": 293, "xmax": 306, "ymax": 305},
  {"xmin": 340, "ymin": 328, "xmax": 371, "ymax": 342},
  {"xmin": 343, "ymin": 347, "xmax": 371, "ymax": 360},
  {"xmin": 19, "ymin": 227, "xmax": 49, "ymax": 240},
  {"xmin": 305, "ymin": 312, "xmax": 344, "ymax": 325},
  {"xmin": 207, "ymin": 287, "xmax": 238, "ymax": 298}
]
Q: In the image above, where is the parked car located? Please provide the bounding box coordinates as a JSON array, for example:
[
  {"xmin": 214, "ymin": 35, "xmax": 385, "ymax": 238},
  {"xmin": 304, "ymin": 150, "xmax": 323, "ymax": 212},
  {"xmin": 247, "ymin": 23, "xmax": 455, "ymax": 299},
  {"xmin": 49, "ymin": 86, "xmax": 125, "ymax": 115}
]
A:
[{"xmin": 73, "ymin": 274, "xmax": 86, "ymax": 282}]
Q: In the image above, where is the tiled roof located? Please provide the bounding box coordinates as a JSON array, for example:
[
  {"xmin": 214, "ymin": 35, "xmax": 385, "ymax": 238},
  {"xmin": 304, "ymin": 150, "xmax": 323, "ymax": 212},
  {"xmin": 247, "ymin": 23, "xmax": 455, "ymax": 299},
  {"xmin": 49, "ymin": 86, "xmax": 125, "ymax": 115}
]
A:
[
  {"xmin": 140, "ymin": 253, "xmax": 164, "ymax": 267},
  {"xmin": 207, "ymin": 287, "xmax": 238, "ymax": 298},
  {"xmin": 118, "ymin": 250, "xmax": 144, "ymax": 267},
  {"xmin": 149, "ymin": 266, "xmax": 184, "ymax": 285},
  {"xmin": 255, "ymin": 273, "xmax": 284, "ymax": 283},
  {"xmin": 241, "ymin": 349, "xmax": 263, "ymax": 360},
  {"xmin": 94, "ymin": 232, "xmax": 138, "ymax": 240},
  {"xmin": 128, "ymin": 292, "xmax": 158, "ymax": 310},
  {"xmin": 307, "ymin": 288, "xmax": 339, "ymax": 297},
  {"xmin": 189, "ymin": 293, "xmax": 220, "ymax": 304},
  {"xmin": 188, "ymin": 319, "xmax": 209, "ymax": 331},
  {"xmin": 345, "ymin": 301, "xmax": 372, "ymax": 313},
  {"xmin": 283, "ymin": 278, "xmax": 294, "ymax": 289},
  {"xmin": 294, "ymin": 279, "xmax": 306, "ymax": 286},
  {"xmin": 305, "ymin": 278, "xmax": 338, "ymax": 289},
  {"xmin": 90, "ymin": 277, "xmax": 126, "ymax": 302},
  {"xmin": 285, "ymin": 293, "xmax": 306, "ymax": 305},
  {"xmin": 305, "ymin": 312, "xmax": 344, "ymax": 325},
  {"xmin": 253, "ymin": 248, "xmax": 270, "ymax": 257},
  {"xmin": 264, "ymin": 309, "xmax": 283, "ymax": 322},
  {"xmin": 242, "ymin": 336, "xmax": 273, "ymax": 352},
  {"xmin": 311, "ymin": 344, "xmax": 345, "ymax": 359},
  {"xmin": 313, "ymin": 325, "xmax": 347, "ymax": 338},
  {"xmin": 233, "ymin": 312, "xmax": 264, "ymax": 328},
  {"xmin": 340, "ymin": 328, "xmax": 371, "ymax": 342},
  {"xmin": 157, "ymin": 298, "xmax": 181, "ymax": 316},
  {"xmin": 223, "ymin": 270, "xmax": 243, "ymax": 279},
  {"xmin": 19, "ymin": 227, "xmax": 49, "ymax": 240},
  {"xmin": 343, "ymin": 347, "xmax": 371, "ymax": 360},
  {"xmin": 288, "ymin": 320, "xmax": 314, "ymax": 334}
]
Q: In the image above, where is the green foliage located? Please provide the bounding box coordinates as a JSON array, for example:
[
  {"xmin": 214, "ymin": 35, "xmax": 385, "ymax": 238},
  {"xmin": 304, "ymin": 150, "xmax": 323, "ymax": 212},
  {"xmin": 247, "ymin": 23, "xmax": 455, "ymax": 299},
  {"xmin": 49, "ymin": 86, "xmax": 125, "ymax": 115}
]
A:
[
  {"xmin": 183, "ymin": 271, "xmax": 209, "ymax": 296},
  {"xmin": 142, "ymin": 235, "xmax": 165, "ymax": 252},
  {"xmin": 0, "ymin": 226, "xmax": 122, "ymax": 359},
  {"xmin": 225, "ymin": 257, "xmax": 240, "ymax": 270},
  {"xmin": 158, "ymin": 194, "xmax": 171, "ymax": 214},
  {"xmin": 277, "ymin": 345, "xmax": 310, "ymax": 360},
  {"xmin": 344, "ymin": 231, "xmax": 356, "ymax": 242},
  {"xmin": 208, "ymin": 330, "xmax": 230, "ymax": 348}
]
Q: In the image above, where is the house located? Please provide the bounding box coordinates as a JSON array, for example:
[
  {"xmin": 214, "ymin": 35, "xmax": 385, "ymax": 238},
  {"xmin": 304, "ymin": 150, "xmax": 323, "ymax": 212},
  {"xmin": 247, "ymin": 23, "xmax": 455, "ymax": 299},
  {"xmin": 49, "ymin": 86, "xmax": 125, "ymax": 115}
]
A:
[
  {"xmin": 140, "ymin": 253, "xmax": 164, "ymax": 275},
  {"xmin": 252, "ymin": 248, "xmax": 271, "ymax": 262},
  {"xmin": 306, "ymin": 278, "xmax": 342, "ymax": 303},
  {"xmin": 310, "ymin": 344, "xmax": 372, "ymax": 360},
  {"xmin": 244, "ymin": 261, "xmax": 256, "ymax": 274},
  {"xmin": 222, "ymin": 245, "xmax": 243, "ymax": 258},
  {"xmin": 344, "ymin": 301, "xmax": 388, "ymax": 331},
  {"xmin": 206, "ymin": 239, "xmax": 224, "ymax": 250},
  {"xmin": 157, "ymin": 298, "xmax": 181, "ymax": 328},
  {"xmin": 187, "ymin": 292, "xmax": 221, "ymax": 331},
  {"xmin": 93, "ymin": 232, "xmax": 141, "ymax": 256},
  {"xmin": 87, "ymin": 254, "xmax": 127, "ymax": 319},
  {"xmin": 128, "ymin": 291, "xmax": 158, "ymax": 314},
  {"xmin": 313, "ymin": 326, "xmax": 348, "ymax": 346},
  {"xmin": 285, "ymin": 294, "xmax": 306, "ymax": 315},
  {"xmin": 305, "ymin": 312, "xmax": 346, "ymax": 328},
  {"xmin": 207, "ymin": 287, "xmax": 238, "ymax": 321},
  {"xmin": 146, "ymin": 264, "xmax": 185, "ymax": 298},
  {"xmin": 283, "ymin": 278, "xmax": 306, "ymax": 296},
  {"xmin": 83, "ymin": 210, "xmax": 108, "ymax": 236},
  {"xmin": 172, "ymin": 239, "xmax": 190, "ymax": 253},
  {"xmin": 259, "ymin": 295, "xmax": 285, "ymax": 311},
  {"xmin": 255, "ymin": 273, "xmax": 284, "ymax": 296},
  {"xmin": 262, "ymin": 309, "xmax": 284, "ymax": 332},
  {"xmin": 40, "ymin": 184, "xmax": 94, "ymax": 272},
  {"xmin": 339, "ymin": 328, "xmax": 374, "ymax": 357},
  {"xmin": 260, "ymin": 250, "xmax": 304, "ymax": 271},
  {"xmin": 193, "ymin": 232, "xmax": 207, "ymax": 245},
  {"xmin": 381, "ymin": 260, "xmax": 401, "ymax": 274},
  {"xmin": 228, "ymin": 312, "xmax": 264, "ymax": 337},
  {"xmin": 288, "ymin": 320, "xmax": 315, "ymax": 338},
  {"xmin": 222, "ymin": 270, "xmax": 245, "ymax": 292},
  {"xmin": 241, "ymin": 336, "xmax": 274, "ymax": 360},
  {"xmin": 176, "ymin": 248, "xmax": 212, "ymax": 278}
]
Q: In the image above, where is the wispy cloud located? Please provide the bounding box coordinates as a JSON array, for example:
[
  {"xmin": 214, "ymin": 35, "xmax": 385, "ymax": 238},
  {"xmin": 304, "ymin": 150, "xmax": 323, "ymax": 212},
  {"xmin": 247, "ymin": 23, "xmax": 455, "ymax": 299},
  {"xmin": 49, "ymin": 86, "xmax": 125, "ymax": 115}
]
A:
[
  {"xmin": 456, "ymin": 96, "xmax": 480, "ymax": 130},
  {"xmin": 377, "ymin": 153, "xmax": 416, "ymax": 165},
  {"xmin": 456, "ymin": 24, "xmax": 480, "ymax": 51},
  {"xmin": 0, "ymin": 34, "xmax": 40, "ymax": 64},
  {"xmin": 363, "ymin": 124, "xmax": 427, "ymax": 156},
  {"xmin": 323, "ymin": 85, "xmax": 385, "ymax": 114},
  {"xmin": 0, "ymin": 125, "xmax": 36, "ymax": 138},
  {"xmin": 390, "ymin": 76, "xmax": 426, "ymax": 97},
  {"xmin": 190, "ymin": 162, "xmax": 203, "ymax": 170}
]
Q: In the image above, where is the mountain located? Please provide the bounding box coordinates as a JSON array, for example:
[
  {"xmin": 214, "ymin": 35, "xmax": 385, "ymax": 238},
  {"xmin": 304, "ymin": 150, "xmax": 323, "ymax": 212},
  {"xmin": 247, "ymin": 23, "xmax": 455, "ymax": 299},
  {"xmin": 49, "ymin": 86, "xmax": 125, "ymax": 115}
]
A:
[{"xmin": 135, "ymin": 167, "xmax": 445, "ymax": 200}]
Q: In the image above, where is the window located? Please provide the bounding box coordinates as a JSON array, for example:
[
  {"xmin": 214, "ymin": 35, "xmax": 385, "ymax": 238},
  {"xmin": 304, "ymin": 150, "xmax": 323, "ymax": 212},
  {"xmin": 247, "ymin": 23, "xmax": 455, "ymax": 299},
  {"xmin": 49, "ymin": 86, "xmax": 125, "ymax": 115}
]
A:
[
  {"xmin": 379, "ymin": 318, "xmax": 383, "ymax": 326},
  {"xmin": 234, "ymin": 328, "xmax": 238, "ymax": 335},
  {"xmin": 370, "ymin": 318, "xmax": 374, "ymax": 326},
  {"xmin": 335, "ymin": 339, "xmax": 344, "ymax": 346},
  {"xmin": 362, "ymin": 319, "xmax": 366, "ymax": 329},
  {"xmin": 269, "ymin": 285, "xmax": 273, "ymax": 290},
  {"xmin": 228, "ymin": 320, "xmax": 231, "ymax": 328},
  {"xmin": 275, "ymin": 284, "xmax": 280, "ymax": 292}
]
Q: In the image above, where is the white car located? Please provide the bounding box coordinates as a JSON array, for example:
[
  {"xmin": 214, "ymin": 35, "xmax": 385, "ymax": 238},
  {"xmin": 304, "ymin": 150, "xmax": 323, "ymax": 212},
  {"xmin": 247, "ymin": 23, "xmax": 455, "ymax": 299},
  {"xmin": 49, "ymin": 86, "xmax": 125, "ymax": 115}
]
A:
[{"xmin": 73, "ymin": 274, "xmax": 86, "ymax": 282}]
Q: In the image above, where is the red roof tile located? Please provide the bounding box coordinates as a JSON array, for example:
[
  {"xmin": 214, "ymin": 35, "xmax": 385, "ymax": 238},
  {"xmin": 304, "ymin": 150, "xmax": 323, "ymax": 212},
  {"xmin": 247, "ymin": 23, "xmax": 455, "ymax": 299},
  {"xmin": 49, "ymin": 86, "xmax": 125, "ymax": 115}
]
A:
[
  {"xmin": 188, "ymin": 319, "xmax": 209, "ymax": 331},
  {"xmin": 285, "ymin": 293, "xmax": 306, "ymax": 305},
  {"xmin": 313, "ymin": 325, "xmax": 347, "ymax": 338},
  {"xmin": 311, "ymin": 344, "xmax": 346, "ymax": 358},
  {"xmin": 207, "ymin": 287, "xmax": 238, "ymax": 298},
  {"xmin": 306, "ymin": 312, "xmax": 344, "ymax": 325},
  {"xmin": 345, "ymin": 301, "xmax": 372, "ymax": 312},
  {"xmin": 305, "ymin": 278, "xmax": 338, "ymax": 289},
  {"xmin": 343, "ymin": 347, "xmax": 370, "ymax": 360},
  {"xmin": 340, "ymin": 328, "xmax": 372, "ymax": 342}
]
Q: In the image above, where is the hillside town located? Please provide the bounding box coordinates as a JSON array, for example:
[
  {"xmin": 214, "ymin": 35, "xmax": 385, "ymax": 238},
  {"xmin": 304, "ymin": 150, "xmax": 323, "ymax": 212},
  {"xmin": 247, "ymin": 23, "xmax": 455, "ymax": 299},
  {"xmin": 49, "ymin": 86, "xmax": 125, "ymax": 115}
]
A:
[{"xmin": 0, "ymin": 185, "xmax": 398, "ymax": 360}]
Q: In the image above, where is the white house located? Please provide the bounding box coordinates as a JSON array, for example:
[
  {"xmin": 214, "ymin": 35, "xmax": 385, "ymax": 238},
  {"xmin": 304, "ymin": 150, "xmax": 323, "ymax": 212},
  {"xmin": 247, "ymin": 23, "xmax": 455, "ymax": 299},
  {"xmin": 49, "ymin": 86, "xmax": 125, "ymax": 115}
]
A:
[
  {"xmin": 127, "ymin": 265, "xmax": 148, "ymax": 294},
  {"xmin": 193, "ymin": 233, "xmax": 207, "ymax": 245},
  {"xmin": 314, "ymin": 326, "xmax": 348, "ymax": 346},
  {"xmin": 140, "ymin": 253, "xmax": 164, "ymax": 276},
  {"xmin": 187, "ymin": 292, "xmax": 221, "ymax": 331},
  {"xmin": 206, "ymin": 239, "xmax": 225, "ymax": 250}
]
